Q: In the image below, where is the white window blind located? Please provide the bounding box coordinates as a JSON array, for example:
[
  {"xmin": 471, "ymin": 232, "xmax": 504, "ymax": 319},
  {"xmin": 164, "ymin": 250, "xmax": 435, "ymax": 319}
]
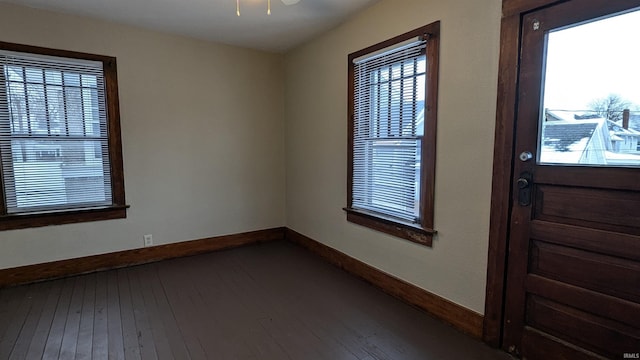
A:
[
  {"xmin": 0, "ymin": 50, "xmax": 112, "ymax": 214},
  {"xmin": 352, "ymin": 38, "xmax": 427, "ymax": 222}
]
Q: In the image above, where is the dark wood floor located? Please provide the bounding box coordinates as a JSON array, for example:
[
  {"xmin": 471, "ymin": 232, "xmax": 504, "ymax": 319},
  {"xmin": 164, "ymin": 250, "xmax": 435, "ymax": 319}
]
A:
[{"xmin": 0, "ymin": 241, "xmax": 511, "ymax": 360}]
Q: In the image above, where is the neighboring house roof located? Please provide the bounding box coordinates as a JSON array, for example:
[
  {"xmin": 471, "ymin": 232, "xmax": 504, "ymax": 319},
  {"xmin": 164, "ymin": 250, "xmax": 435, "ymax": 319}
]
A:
[
  {"xmin": 608, "ymin": 119, "xmax": 640, "ymax": 136},
  {"xmin": 542, "ymin": 121, "xmax": 599, "ymax": 152},
  {"xmin": 545, "ymin": 109, "xmax": 600, "ymax": 122},
  {"xmin": 540, "ymin": 121, "xmax": 601, "ymax": 163},
  {"xmin": 542, "ymin": 110, "xmax": 640, "ymax": 165}
]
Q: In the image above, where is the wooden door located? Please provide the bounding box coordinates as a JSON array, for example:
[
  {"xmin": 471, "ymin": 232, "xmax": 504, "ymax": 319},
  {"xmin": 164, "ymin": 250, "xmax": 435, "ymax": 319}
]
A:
[{"xmin": 503, "ymin": 1, "xmax": 640, "ymax": 358}]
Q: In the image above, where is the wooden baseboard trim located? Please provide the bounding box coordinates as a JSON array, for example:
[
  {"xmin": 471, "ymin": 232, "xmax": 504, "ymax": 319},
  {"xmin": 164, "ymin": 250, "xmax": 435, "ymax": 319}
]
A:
[
  {"xmin": 0, "ymin": 227, "xmax": 286, "ymax": 288},
  {"xmin": 285, "ymin": 228, "xmax": 484, "ymax": 339}
]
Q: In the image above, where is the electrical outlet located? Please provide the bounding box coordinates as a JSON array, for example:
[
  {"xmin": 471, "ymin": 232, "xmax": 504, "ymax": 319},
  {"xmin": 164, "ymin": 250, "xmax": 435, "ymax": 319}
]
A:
[{"xmin": 143, "ymin": 234, "xmax": 153, "ymax": 247}]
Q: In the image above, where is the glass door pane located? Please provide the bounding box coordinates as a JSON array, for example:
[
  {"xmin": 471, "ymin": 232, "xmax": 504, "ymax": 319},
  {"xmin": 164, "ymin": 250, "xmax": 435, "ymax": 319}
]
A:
[{"xmin": 539, "ymin": 9, "xmax": 640, "ymax": 166}]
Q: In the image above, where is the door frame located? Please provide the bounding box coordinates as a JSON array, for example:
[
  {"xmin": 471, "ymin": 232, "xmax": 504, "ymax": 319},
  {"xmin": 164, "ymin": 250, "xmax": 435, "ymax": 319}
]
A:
[{"xmin": 483, "ymin": 0, "xmax": 602, "ymax": 349}]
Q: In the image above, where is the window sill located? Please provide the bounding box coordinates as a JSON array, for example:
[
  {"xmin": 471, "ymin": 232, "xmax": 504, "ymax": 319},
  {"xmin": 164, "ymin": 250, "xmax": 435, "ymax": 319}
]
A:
[
  {"xmin": 344, "ymin": 207, "xmax": 435, "ymax": 247},
  {"xmin": 0, "ymin": 205, "xmax": 129, "ymax": 231}
]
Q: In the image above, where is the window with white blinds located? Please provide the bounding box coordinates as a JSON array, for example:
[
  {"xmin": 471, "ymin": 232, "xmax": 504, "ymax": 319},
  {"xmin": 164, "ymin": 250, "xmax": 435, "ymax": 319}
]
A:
[
  {"xmin": 352, "ymin": 40, "xmax": 426, "ymax": 222},
  {"xmin": 0, "ymin": 43, "xmax": 126, "ymax": 229},
  {"xmin": 346, "ymin": 22, "xmax": 439, "ymax": 245}
]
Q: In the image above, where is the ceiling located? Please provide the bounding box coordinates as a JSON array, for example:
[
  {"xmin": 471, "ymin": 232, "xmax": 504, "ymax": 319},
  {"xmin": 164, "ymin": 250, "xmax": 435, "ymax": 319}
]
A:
[{"xmin": 1, "ymin": 0, "xmax": 380, "ymax": 52}]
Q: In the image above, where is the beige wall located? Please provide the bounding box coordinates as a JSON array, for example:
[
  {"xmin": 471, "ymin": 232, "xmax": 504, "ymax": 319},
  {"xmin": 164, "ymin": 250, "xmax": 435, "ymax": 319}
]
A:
[
  {"xmin": 284, "ymin": 0, "xmax": 502, "ymax": 313},
  {"xmin": 0, "ymin": 3, "xmax": 286, "ymax": 269}
]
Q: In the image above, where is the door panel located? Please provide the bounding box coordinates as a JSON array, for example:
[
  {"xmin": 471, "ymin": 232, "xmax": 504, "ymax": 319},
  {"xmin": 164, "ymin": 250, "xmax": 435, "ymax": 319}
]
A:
[
  {"xmin": 527, "ymin": 295, "xmax": 639, "ymax": 358},
  {"xmin": 530, "ymin": 241, "xmax": 640, "ymax": 303},
  {"xmin": 526, "ymin": 275, "xmax": 640, "ymax": 329},
  {"xmin": 535, "ymin": 166, "xmax": 640, "ymax": 191},
  {"xmin": 534, "ymin": 185, "xmax": 640, "ymax": 232},
  {"xmin": 529, "ymin": 221, "xmax": 640, "ymax": 261},
  {"xmin": 503, "ymin": 0, "xmax": 640, "ymax": 358},
  {"xmin": 521, "ymin": 328, "xmax": 608, "ymax": 360}
]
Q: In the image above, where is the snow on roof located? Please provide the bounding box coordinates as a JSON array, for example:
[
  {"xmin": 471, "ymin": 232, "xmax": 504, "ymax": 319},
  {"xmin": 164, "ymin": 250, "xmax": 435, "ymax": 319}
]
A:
[
  {"xmin": 539, "ymin": 121, "xmax": 602, "ymax": 164},
  {"xmin": 541, "ymin": 121, "xmax": 599, "ymax": 152},
  {"xmin": 545, "ymin": 110, "xmax": 604, "ymax": 122},
  {"xmin": 540, "ymin": 137, "xmax": 590, "ymax": 163},
  {"xmin": 608, "ymin": 120, "xmax": 640, "ymax": 136}
]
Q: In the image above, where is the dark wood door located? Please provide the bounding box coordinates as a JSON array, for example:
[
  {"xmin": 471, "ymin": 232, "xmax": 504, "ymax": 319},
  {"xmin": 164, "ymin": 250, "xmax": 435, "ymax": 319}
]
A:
[{"xmin": 503, "ymin": 1, "xmax": 640, "ymax": 359}]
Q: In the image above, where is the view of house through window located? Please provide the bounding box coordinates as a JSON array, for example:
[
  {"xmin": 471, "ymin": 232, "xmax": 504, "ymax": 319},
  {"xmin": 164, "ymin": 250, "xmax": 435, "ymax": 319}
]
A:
[
  {"xmin": 540, "ymin": 8, "xmax": 640, "ymax": 166},
  {"xmin": 0, "ymin": 44, "xmax": 126, "ymax": 229}
]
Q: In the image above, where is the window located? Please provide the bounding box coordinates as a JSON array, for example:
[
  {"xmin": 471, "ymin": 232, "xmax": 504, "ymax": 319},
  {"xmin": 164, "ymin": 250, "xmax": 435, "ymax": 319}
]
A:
[
  {"xmin": 538, "ymin": 9, "xmax": 640, "ymax": 167},
  {"xmin": 345, "ymin": 22, "xmax": 439, "ymax": 246},
  {"xmin": 0, "ymin": 42, "xmax": 127, "ymax": 230}
]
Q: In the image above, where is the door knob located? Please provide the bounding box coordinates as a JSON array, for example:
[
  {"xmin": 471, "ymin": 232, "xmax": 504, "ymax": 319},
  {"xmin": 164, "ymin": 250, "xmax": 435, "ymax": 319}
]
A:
[
  {"xmin": 517, "ymin": 178, "xmax": 529, "ymax": 189},
  {"xmin": 519, "ymin": 151, "xmax": 533, "ymax": 162},
  {"xmin": 517, "ymin": 172, "xmax": 532, "ymax": 206}
]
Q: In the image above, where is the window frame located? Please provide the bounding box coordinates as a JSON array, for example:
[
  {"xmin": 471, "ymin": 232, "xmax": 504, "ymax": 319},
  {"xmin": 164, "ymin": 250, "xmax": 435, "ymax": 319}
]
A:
[
  {"xmin": 0, "ymin": 41, "xmax": 127, "ymax": 230},
  {"xmin": 345, "ymin": 22, "xmax": 440, "ymax": 246}
]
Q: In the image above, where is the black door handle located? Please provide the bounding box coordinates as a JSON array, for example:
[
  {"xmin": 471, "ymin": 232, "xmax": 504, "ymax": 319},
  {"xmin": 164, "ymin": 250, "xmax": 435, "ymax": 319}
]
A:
[
  {"xmin": 517, "ymin": 178, "xmax": 529, "ymax": 189},
  {"xmin": 517, "ymin": 172, "xmax": 532, "ymax": 206}
]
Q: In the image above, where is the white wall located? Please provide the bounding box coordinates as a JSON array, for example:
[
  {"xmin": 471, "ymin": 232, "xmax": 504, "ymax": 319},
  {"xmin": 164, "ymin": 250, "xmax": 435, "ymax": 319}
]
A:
[
  {"xmin": 284, "ymin": 0, "xmax": 502, "ymax": 313},
  {"xmin": 0, "ymin": 3, "xmax": 286, "ymax": 269}
]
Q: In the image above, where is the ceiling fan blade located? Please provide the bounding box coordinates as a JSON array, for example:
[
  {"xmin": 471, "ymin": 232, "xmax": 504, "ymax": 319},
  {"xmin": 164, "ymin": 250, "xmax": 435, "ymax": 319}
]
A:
[{"xmin": 281, "ymin": 0, "xmax": 301, "ymax": 5}]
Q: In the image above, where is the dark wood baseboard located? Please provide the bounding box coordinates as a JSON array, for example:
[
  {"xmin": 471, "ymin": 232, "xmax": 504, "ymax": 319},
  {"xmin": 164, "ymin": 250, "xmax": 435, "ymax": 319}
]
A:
[
  {"xmin": 285, "ymin": 228, "xmax": 484, "ymax": 339},
  {"xmin": 0, "ymin": 227, "xmax": 285, "ymax": 288}
]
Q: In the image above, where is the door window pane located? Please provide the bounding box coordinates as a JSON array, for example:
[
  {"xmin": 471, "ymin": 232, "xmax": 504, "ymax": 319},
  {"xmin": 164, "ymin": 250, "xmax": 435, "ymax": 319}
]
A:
[{"xmin": 539, "ymin": 9, "xmax": 640, "ymax": 166}]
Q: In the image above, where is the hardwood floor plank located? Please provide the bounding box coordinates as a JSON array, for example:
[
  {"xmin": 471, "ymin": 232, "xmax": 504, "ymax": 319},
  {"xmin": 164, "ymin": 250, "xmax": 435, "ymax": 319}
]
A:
[
  {"xmin": 116, "ymin": 268, "xmax": 142, "ymax": 360},
  {"xmin": 146, "ymin": 264, "xmax": 190, "ymax": 359},
  {"xmin": 180, "ymin": 254, "xmax": 251, "ymax": 359},
  {"xmin": 24, "ymin": 280, "xmax": 64, "ymax": 360},
  {"xmin": 136, "ymin": 265, "xmax": 174, "ymax": 360},
  {"xmin": 42, "ymin": 277, "xmax": 75, "ymax": 360},
  {"xmin": 74, "ymin": 273, "xmax": 96, "ymax": 360},
  {"xmin": 107, "ymin": 271, "xmax": 125, "ymax": 360},
  {"xmin": 91, "ymin": 271, "xmax": 109, "ymax": 360},
  {"xmin": 155, "ymin": 260, "xmax": 207, "ymax": 360},
  {"xmin": 0, "ymin": 285, "xmax": 29, "ymax": 345},
  {"xmin": 6, "ymin": 282, "xmax": 51, "ymax": 360},
  {"xmin": 58, "ymin": 275, "xmax": 86, "ymax": 359},
  {"xmin": 126, "ymin": 267, "xmax": 158, "ymax": 360}
]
